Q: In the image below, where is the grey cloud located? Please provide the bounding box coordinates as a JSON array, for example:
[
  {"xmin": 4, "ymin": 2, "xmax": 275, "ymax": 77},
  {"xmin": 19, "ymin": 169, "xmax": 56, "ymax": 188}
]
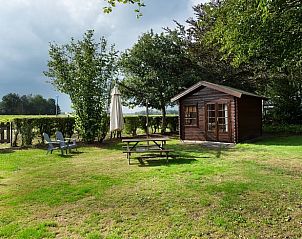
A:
[{"xmin": 0, "ymin": 0, "xmax": 201, "ymax": 112}]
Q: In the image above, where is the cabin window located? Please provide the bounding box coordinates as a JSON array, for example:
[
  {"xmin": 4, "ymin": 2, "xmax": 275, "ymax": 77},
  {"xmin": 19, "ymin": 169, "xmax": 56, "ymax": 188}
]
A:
[
  {"xmin": 218, "ymin": 103, "xmax": 228, "ymax": 132},
  {"xmin": 184, "ymin": 105, "xmax": 197, "ymax": 126},
  {"xmin": 207, "ymin": 104, "xmax": 216, "ymax": 131},
  {"xmin": 207, "ymin": 103, "xmax": 228, "ymax": 132}
]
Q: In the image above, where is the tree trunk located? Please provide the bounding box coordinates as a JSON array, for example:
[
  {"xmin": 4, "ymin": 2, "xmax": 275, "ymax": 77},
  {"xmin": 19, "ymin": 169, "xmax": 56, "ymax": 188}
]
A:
[{"xmin": 161, "ymin": 106, "xmax": 167, "ymax": 134}]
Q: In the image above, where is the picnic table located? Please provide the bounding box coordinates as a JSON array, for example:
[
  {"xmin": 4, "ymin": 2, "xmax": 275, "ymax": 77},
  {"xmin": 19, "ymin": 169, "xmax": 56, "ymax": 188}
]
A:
[{"xmin": 122, "ymin": 137, "xmax": 173, "ymax": 164}]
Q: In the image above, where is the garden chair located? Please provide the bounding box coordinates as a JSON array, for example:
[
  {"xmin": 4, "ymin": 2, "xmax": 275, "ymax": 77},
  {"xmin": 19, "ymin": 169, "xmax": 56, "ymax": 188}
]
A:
[
  {"xmin": 55, "ymin": 131, "xmax": 77, "ymax": 153},
  {"xmin": 43, "ymin": 132, "xmax": 66, "ymax": 155}
]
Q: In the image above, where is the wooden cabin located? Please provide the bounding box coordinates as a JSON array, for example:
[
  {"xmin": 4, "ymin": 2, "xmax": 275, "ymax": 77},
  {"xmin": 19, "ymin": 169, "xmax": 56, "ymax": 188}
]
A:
[{"xmin": 171, "ymin": 81, "xmax": 266, "ymax": 143}]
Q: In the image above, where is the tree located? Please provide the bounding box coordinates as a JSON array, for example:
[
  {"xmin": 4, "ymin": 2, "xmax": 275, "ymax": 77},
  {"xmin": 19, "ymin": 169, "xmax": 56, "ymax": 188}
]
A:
[
  {"xmin": 205, "ymin": 0, "xmax": 302, "ymax": 74},
  {"xmin": 201, "ymin": 0, "xmax": 302, "ymax": 124},
  {"xmin": 266, "ymin": 77, "xmax": 302, "ymax": 124},
  {"xmin": 0, "ymin": 93, "xmax": 22, "ymax": 114},
  {"xmin": 0, "ymin": 93, "xmax": 59, "ymax": 115},
  {"xmin": 173, "ymin": 2, "xmax": 263, "ymax": 93},
  {"xmin": 44, "ymin": 30, "xmax": 118, "ymax": 142},
  {"xmin": 120, "ymin": 30, "xmax": 199, "ymax": 133},
  {"xmin": 103, "ymin": 0, "xmax": 145, "ymax": 17},
  {"xmin": 47, "ymin": 98, "xmax": 59, "ymax": 115}
]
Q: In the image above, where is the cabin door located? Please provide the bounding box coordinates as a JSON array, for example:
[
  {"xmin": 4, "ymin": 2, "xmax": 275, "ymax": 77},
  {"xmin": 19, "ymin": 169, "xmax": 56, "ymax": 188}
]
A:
[{"xmin": 205, "ymin": 102, "xmax": 231, "ymax": 142}]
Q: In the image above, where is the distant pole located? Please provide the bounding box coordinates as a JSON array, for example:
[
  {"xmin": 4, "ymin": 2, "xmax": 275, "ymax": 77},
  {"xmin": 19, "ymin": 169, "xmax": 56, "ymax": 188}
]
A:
[{"xmin": 56, "ymin": 95, "xmax": 59, "ymax": 116}]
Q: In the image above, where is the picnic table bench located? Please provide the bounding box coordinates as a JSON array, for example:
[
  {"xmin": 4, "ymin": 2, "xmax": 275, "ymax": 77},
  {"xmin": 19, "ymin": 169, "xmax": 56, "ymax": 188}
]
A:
[{"xmin": 122, "ymin": 137, "xmax": 173, "ymax": 164}]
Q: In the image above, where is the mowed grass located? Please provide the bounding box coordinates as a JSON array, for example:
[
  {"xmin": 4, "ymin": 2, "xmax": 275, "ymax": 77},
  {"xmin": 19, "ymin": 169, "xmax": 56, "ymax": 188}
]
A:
[{"xmin": 0, "ymin": 136, "xmax": 302, "ymax": 238}]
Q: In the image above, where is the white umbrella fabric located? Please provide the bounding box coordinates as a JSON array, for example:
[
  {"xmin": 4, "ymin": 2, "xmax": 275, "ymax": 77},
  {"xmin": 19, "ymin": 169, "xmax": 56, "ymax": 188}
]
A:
[{"xmin": 110, "ymin": 86, "xmax": 124, "ymax": 133}]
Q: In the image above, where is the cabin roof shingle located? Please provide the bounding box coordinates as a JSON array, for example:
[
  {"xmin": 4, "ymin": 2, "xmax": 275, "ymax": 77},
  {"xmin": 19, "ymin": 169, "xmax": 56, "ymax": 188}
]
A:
[{"xmin": 171, "ymin": 81, "xmax": 267, "ymax": 102}]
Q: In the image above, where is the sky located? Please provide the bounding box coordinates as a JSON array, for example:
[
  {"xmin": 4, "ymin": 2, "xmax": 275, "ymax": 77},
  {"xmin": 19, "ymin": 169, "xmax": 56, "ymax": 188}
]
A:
[{"xmin": 0, "ymin": 0, "xmax": 204, "ymax": 113}]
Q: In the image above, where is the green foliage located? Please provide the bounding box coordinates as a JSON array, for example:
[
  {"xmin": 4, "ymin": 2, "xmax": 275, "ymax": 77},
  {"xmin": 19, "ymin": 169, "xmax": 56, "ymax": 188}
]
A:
[
  {"xmin": 120, "ymin": 30, "xmax": 197, "ymax": 133},
  {"xmin": 179, "ymin": 2, "xmax": 260, "ymax": 92},
  {"xmin": 103, "ymin": 0, "xmax": 145, "ymax": 18},
  {"xmin": 265, "ymin": 78, "xmax": 302, "ymax": 124},
  {"xmin": 0, "ymin": 93, "xmax": 59, "ymax": 115},
  {"xmin": 11, "ymin": 117, "xmax": 75, "ymax": 146},
  {"xmin": 123, "ymin": 115, "xmax": 178, "ymax": 136},
  {"xmin": 137, "ymin": 115, "xmax": 147, "ymax": 134},
  {"xmin": 19, "ymin": 119, "xmax": 35, "ymax": 146},
  {"xmin": 45, "ymin": 30, "xmax": 118, "ymax": 142},
  {"xmin": 124, "ymin": 116, "xmax": 139, "ymax": 136},
  {"xmin": 205, "ymin": 0, "xmax": 302, "ymax": 73},
  {"xmin": 149, "ymin": 116, "xmax": 161, "ymax": 133},
  {"xmin": 0, "ymin": 115, "xmax": 60, "ymax": 123},
  {"xmin": 263, "ymin": 124, "xmax": 302, "ymax": 135},
  {"xmin": 187, "ymin": 0, "xmax": 301, "ymax": 124},
  {"xmin": 166, "ymin": 115, "xmax": 178, "ymax": 133},
  {"xmin": 97, "ymin": 115, "xmax": 110, "ymax": 142}
]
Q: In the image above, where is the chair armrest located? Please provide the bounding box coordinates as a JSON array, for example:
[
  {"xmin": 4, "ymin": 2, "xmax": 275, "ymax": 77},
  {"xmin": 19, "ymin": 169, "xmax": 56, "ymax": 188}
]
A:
[
  {"xmin": 56, "ymin": 139, "xmax": 68, "ymax": 143},
  {"xmin": 64, "ymin": 137, "xmax": 76, "ymax": 141},
  {"xmin": 47, "ymin": 141, "xmax": 61, "ymax": 144}
]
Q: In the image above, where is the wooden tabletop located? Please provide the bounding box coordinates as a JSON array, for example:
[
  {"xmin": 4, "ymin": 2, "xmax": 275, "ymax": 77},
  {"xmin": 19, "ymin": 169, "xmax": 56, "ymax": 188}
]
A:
[{"xmin": 122, "ymin": 137, "xmax": 169, "ymax": 143}]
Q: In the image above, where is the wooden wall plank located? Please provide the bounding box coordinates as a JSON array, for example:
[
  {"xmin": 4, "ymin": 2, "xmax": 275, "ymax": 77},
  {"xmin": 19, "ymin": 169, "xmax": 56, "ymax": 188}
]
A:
[{"xmin": 179, "ymin": 86, "xmax": 236, "ymax": 142}]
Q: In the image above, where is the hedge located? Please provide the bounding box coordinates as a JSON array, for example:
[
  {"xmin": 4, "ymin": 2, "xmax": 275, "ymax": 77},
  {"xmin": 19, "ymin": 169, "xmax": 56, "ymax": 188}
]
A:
[
  {"xmin": 263, "ymin": 124, "xmax": 302, "ymax": 135},
  {"xmin": 124, "ymin": 115, "xmax": 178, "ymax": 137},
  {"xmin": 7, "ymin": 115, "xmax": 179, "ymax": 146},
  {"xmin": 11, "ymin": 117, "xmax": 76, "ymax": 146}
]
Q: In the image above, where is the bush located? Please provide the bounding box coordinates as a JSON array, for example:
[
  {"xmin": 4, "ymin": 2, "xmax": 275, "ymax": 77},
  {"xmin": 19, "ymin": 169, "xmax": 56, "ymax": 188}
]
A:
[
  {"xmin": 98, "ymin": 114, "xmax": 110, "ymax": 142},
  {"xmin": 124, "ymin": 116, "xmax": 139, "ymax": 136},
  {"xmin": 124, "ymin": 115, "xmax": 178, "ymax": 136},
  {"xmin": 263, "ymin": 124, "xmax": 302, "ymax": 134},
  {"xmin": 166, "ymin": 115, "xmax": 178, "ymax": 133},
  {"xmin": 11, "ymin": 117, "xmax": 76, "ymax": 146},
  {"xmin": 9, "ymin": 115, "xmax": 179, "ymax": 146},
  {"xmin": 149, "ymin": 116, "xmax": 161, "ymax": 133}
]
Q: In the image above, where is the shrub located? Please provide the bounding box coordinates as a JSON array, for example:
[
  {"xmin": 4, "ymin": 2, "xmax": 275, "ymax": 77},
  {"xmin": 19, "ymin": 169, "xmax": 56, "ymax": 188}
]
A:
[
  {"xmin": 98, "ymin": 114, "xmax": 110, "ymax": 142},
  {"xmin": 166, "ymin": 115, "xmax": 178, "ymax": 133},
  {"xmin": 124, "ymin": 116, "xmax": 139, "ymax": 136},
  {"xmin": 263, "ymin": 124, "xmax": 302, "ymax": 134},
  {"xmin": 11, "ymin": 117, "xmax": 76, "ymax": 146},
  {"xmin": 149, "ymin": 116, "xmax": 161, "ymax": 133},
  {"xmin": 123, "ymin": 115, "xmax": 178, "ymax": 135}
]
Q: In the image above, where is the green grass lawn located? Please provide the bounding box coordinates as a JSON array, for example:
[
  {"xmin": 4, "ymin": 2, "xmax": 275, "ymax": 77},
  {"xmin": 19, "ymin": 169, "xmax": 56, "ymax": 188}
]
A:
[{"xmin": 0, "ymin": 136, "xmax": 302, "ymax": 238}]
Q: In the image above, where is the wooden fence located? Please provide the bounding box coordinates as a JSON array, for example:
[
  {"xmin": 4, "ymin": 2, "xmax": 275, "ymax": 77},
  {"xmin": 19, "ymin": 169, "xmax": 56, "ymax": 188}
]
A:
[{"xmin": 0, "ymin": 122, "xmax": 12, "ymax": 145}]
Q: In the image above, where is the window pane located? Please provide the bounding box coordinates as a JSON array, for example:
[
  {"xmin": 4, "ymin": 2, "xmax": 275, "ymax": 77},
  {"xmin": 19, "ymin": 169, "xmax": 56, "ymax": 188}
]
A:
[
  {"xmin": 218, "ymin": 103, "xmax": 228, "ymax": 133},
  {"xmin": 218, "ymin": 110, "xmax": 225, "ymax": 117},
  {"xmin": 191, "ymin": 112, "xmax": 197, "ymax": 118},
  {"xmin": 184, "ymin": 105, "xmax": 198, "ymax": 126},
  {"xmin": 218, "ymin": 104, "xmax": 224, "ymax": 110},
  {"xmin": 208, "ymin": 123, "xmax": 216, "ymax": 131},
  {"xmin": 207, "ymin": 103, "xmax": 229, "ymax": 133},
  {"xmin": 219, "ymin": 124, "xmax": 227, "ymax": 132},
  {"xmin": 207, "ymin": 104, "xmax": 215, "ymax": 111},
  {"xmin": 218, "ymin": 118, "xmax": 225, "ymax": 125},
  {"xmin": 208, "ymin": 117, "xmax": 215, "ymax": 123},
  {"xmin": 208, "ymin": 110, "xmax": 215, "ymax": 118}
]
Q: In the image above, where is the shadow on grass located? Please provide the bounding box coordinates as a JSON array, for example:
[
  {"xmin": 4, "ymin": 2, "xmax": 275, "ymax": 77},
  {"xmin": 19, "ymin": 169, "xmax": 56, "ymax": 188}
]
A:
[
  {"xmin": 83, "ymin": 140, "xmax": 123, "ymax": 151},
  {"xmin": 44, "ymin": 150, "xmax": 84, "ymax": 158},
  {"xmin": 133, "ymin": 156, "xmax": 197, "ymax": 167},
  {"xmin": 0, "ymin": 148, "xmax": 15, "ymax": 154},
  {"xmin": 247, "ymin": 135, "xmax": 302, "ymax": 146}
]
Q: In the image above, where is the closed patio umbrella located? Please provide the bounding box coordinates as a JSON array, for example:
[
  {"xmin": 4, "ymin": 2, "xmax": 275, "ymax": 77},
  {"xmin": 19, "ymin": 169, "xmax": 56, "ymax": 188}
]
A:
[{"xmin": 110, "ymin": 86, "xmax": 124, "ymax": 135}]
